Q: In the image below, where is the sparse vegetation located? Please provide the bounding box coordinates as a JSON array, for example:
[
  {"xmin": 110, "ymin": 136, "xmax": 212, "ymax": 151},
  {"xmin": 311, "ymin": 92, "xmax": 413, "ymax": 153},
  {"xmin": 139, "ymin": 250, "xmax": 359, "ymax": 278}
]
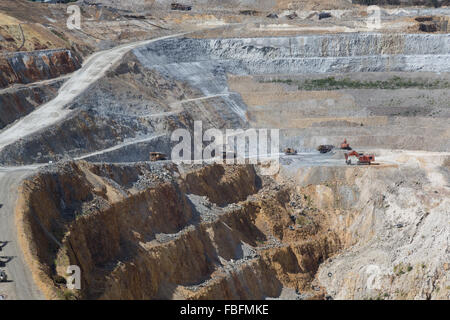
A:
[
  {"xmin": 296, "ymin": 215, "xmax": 310, "ymax": 226},
  {"xmin": 394, "ymin": 263, "xmax": 413, "ymax": 276},
  {"xmin": 62, "ymin": 289, "xmax": 77, "ymax": 300},
  {"xmin": 264, "ymin": 76, "xmax": 450, "ymax": 91}
]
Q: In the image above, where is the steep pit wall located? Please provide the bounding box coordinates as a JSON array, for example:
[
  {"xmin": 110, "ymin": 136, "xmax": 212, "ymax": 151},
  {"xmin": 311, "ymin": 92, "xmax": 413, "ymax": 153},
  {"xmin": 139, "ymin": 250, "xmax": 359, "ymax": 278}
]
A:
[
  {"xmin": 229, "ymin": 74, "xmax": 450, "ymax": 152},
  {"xmin": 353, "ymin": 0, "xmax": 449, "ymax": 7},
  {"xmin": 1, "ymin": 33, "xmax": 449, "ymax": 165},
  {"xmin": 17, "ymin": 158, "xmax": 449, "ymax": 300},
  {"xmin": 16, "ymin": 162, "xmax": 261, "ymax": 298},
  {"xmin": 279, "ymin": 154, "xmax": 450, "ymax": 300},
  {"xmin": 131, "ymin": 33, "xmax": 448, "ymax": 120},
  {"xmin": 182, "ymin": 164, "xmax": 261, "ymax": 206},
  {"xmin": 0, "ymin": 49, "xmax": 81, "ymax": 89},
  {"xmin": 0, "ymin": 78, "xmax": 63, "ymax": 129},
  {"xmin": 0, "ymin": 108, "xmax": 158, "ymax": 165},
  {"xmin": 16, "ymin": 161, "xmax": 348, "ymax": 300},
  {"xmin": 135, "ymin": 34, "xmax": 450, "ymax": 75},
  {"xmin": 0, "ymin": 54, "xmax": 249, "ymax": 165}
]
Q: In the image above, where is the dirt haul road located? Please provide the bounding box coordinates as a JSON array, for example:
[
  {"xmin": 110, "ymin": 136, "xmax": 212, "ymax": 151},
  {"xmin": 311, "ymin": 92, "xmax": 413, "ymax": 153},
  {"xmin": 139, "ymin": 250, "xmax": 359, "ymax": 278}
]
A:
[{"xmin": 0, "ymin": 167, "xmax": 43, "ymax": 300}]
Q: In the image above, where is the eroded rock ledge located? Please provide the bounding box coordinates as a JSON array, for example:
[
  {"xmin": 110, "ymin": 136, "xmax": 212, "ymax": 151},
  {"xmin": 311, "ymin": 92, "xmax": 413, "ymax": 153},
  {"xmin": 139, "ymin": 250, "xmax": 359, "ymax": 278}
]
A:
[
  {"xmin": 16, "ymin": 154, "xmax": 449, "ymax": 300},
  {"xmin": 16, "ymin": 161, "xmax": 347, "ymax": 300},
  {"xmin": 0, "ymin": 49, "xmax": 81, "ymax": 89}
]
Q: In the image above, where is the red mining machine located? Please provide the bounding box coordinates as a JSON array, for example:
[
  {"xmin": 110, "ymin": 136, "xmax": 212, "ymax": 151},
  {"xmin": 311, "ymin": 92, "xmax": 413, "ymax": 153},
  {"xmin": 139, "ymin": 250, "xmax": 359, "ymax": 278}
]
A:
[
  {"xmin": 344, "ymin": 150, "xmax": 375, "ymax": 165},
  {"xmin": 340, "ymin": 138, "xmax": 352, "ymax": 150}
]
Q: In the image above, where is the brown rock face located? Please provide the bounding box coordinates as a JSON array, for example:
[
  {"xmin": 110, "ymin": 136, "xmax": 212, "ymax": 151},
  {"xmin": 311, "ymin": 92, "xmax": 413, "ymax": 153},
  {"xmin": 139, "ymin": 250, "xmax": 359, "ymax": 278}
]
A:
[
  {"xmin": 16, "ymin": 161, "xmax": 347, "ymax": 300},
  {"xmin": 0, "ymin": 49, "xmax": 81, "ymax": 89},
  {"xmin": 0, "ymin": 79, "xmax": 62, "ymax": 129},
  {"xmin": 418, "ymin": 17, "xmax": 449, "ymax": 33}
]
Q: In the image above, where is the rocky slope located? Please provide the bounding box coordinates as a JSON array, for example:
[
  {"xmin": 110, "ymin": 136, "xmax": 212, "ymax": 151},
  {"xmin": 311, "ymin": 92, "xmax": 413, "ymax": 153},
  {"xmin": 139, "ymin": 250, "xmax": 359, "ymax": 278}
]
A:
[
  {"xmin": 16, "ymin": 150, "xmax": 448, "ymax": 300},
  {"xmin": 0, "ymin": 49, "xmax": 81, "ymax": 89},
  {"xmin": 0, "ymin": 50, "xmax": 247, "ymax": 165},
  {"xmin": 279, "ymin": 150, "xmax": 450, "ymax": 300},
  {"xmin": 1, "ymin": 1, "xmax": 448, "ymax": 301},
  {"xmin": 1, "ymin": 33, "xmax": 448, "ymax": 165},
  {"xmin": 83, "ymin": 0, "xmax": 353, "ymax": 11},
  {"xmin": 0, "ymin": 78, "xmax": 64, "ymax": 130},
  {"xmin": 229, "ymin": 73, "xmax": 450, "ymax": 152},
  {"xmin": 16, "ymin": 161, "xmax": 346, "ymax": 300},
  {"xmin": 136, "ymin": 33, "xmax": 450, "ymax": 74}
]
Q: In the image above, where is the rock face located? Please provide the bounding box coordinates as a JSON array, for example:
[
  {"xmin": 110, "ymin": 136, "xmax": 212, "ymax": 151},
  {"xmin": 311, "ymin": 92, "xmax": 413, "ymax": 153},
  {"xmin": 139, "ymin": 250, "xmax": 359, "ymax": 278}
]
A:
[
  {"xmin": 15, "ymin": 153, "xmax": 449, "ymax": 300},
  {"xmin": 16, "ymin": 161, "xmax": 346, "ymax": 300},
  {"xmin": 0, "ymin": 49, "xmax": 81, "ymax": 89},
  {"xmin": 354, "ymin": 0, "xmax": 449, "ymax": 6},
  {"xmin": 0, "ymin": 53, "xmax": 248, "ymax": 165},
  {"xmin": 229, "ymin": 74, "xmax": 450, "ymax": 152},
  {"xmin": 279, "ymin": 152, "xmax": 450, "ymax": 300},
  {"xmin": 7, "ymin": 30, "xmax": 449, "ymax": 301},
  {"xmin": 1, "ymin": 33, "xmax": 448, "ymax": 165},
  {"xmin": 82, "ymin": 0, "xmax": 351, "ymax": 11},
  {"xmin": 135, "ymin": 34, "xmax": 450, "ymax": 74},
  {"xmin": 0, "ymin": 79, "xmax": 63, "ymax": 129}
]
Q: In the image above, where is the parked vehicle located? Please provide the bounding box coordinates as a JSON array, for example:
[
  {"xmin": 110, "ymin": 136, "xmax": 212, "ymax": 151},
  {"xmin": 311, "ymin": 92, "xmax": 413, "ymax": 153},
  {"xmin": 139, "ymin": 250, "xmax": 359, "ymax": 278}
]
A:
[{"xmin": 0, "ymin": 270, "xmax": 7, "ymax": 282}]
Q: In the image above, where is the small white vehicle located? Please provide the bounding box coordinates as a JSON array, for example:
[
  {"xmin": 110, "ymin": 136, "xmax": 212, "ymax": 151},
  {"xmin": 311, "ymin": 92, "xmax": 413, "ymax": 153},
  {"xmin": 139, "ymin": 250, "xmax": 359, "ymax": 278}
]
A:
[{"xmin": 0, "ymin": 270, "xmax": 7, "ymax": 282}]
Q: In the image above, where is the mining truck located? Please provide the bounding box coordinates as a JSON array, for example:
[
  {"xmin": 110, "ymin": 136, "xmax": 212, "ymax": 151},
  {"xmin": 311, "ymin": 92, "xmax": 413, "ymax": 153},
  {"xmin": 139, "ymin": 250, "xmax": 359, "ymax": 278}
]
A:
[
  {"xmin": 150, "ymin": 152, "xmax": 167, "ymax": 162},
  {"xmin": 317, "ymin": 145, "xmax": 334, "ymax": 153},
  {"xmin": 171, "ymin": 3, "xmax": 192, "ymax": 11},
  {"xmin": 222, "ymin": 151, "xmax": 237, "ymax": 159},
  {"xmin": 345, "ymin": 150, "xmax": 375, "ymax": 165},
  {"xmin": 284, "ymin": 148, "xmax": 298, "ymax": 155},
  {"xmin": 0, "ymin": 270, "xmax": 7, "ymax": 282},
  {"xmin": 319, "ymin": 12, "xmax": 332, "ymax": 20}
]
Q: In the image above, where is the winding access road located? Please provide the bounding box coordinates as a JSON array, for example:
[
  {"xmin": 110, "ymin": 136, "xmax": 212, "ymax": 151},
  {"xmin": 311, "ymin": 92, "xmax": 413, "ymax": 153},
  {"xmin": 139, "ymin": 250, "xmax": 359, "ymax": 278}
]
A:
[
  {"xmin": 0, "ymin": 167, "xmax": 43, "ymax": 300},
  {"xmin": 0, "ymin": 33, "xmax": 185, "ymax": 151}
]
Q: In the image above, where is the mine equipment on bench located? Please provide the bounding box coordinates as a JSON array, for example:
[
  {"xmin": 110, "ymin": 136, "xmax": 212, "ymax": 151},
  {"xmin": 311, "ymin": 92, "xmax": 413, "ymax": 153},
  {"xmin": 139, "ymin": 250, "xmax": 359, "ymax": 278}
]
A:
[
  {"xmin": 319, "ymin": 12, "xmax": 332, "ymax": 20},
  {"xmin": 286, "ymin": 12, "xmax": 298, "ymax": 20},
  {"xmin": 284, "ymin": 148, "xmax": 298, "ymax": 155},
  {"xmin": 240, "ymin": 10, "xmax": 258, "ymax": 16},
  {"xmin": 344, "ymin": 150, "xmax": 375, "ymax": 165},
  {"xmin": 317, "ymin": 145, "xmax": 334, "ymax": 154},
  {"xmin": 150, "ymin": 152, "xmax": 167, "ymax": 162},
  {"xmin": 0, "ymin": 270, "xmax": 7, "ymax": 282},
  {"xmin": 222, "ymin": 151, "xmax": 237, "ymax": 160},
  {"xmin": 171, "ymin": 3, "xmax": 192, "ymax": 11},
  {"xmin": 340, "ymin": 138, "xmax": 351, "ymax": 150}
]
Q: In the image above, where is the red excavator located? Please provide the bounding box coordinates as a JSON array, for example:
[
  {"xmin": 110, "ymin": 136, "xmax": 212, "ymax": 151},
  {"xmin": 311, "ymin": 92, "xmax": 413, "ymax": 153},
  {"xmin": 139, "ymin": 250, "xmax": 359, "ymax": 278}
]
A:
[
  {"xmin": 345, "ymin": 150, "xmax": 375, "ymax": 165},
  {"xmin": 340, "ymin": 138, "xmax": 352, "ymax": 150}
]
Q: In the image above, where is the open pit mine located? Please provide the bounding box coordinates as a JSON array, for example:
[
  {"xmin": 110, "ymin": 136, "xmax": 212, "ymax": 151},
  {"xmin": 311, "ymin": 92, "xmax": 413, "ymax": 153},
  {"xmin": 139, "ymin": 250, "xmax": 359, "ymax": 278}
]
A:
[{"xmin": 0, "ymin": 0, "xmax": 449, "ymax": 302}]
